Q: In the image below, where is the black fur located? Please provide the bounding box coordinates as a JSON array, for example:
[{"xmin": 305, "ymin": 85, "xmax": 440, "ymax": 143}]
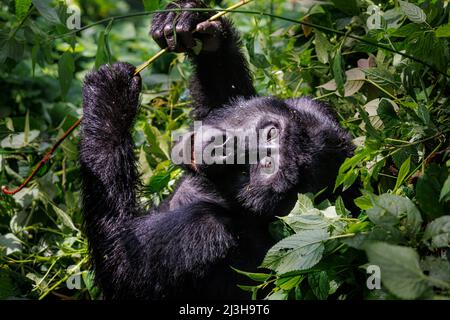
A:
[{"xmin": 79, "ymin": 0, "xmax": 354, "ymax": 300}]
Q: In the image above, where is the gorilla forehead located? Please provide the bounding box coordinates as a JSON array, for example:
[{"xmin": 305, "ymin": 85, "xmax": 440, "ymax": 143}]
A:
[{"xmin": 203, "ymin": 97, "xmax": 297, "ymax": 129}]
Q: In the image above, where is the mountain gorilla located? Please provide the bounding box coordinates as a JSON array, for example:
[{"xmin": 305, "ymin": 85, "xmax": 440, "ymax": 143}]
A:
[{"xmin": 79, "ymin": 0, "xmax": 354, "ymax": 299}]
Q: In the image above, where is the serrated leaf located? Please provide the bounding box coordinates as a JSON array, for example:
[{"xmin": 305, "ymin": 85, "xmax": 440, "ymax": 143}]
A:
[
  {"xmin": 422, "ymin": 216, "xmax": 450, "ymax": 249},
  {"xmin": 367, "ymin": 194, "xmax": 422, "ymax": 237},
  {"xmin": 308, "ymin": 271, "xmax": 329, "ymax": 300},
  {"xmin": 290, "ymin": 194, "xmax": 314, "ymax": 215},
  {"xmin": 399, "ymin": 1, "xmax": 426, "ymax": 24},
  {"xmin": 364, "ymin": 242, "xmax": 429, "ymax": 299},
  {"xmin": 15, "ymin": 0, "xmax": 32, "ymax": 20},
  {"xmin": 420, "ymin": 257, "xmax": 450, "ymax": 289},
  {"xmin": 261, "ymin": 229, "xmax": 328, "ymax": 274}
]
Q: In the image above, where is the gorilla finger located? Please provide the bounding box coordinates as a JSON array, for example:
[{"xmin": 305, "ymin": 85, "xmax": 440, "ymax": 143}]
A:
[
  {"xmin": 175, "ymin": 11, "xmax": 202, "ymax": 49},
  {"xmin": 196, "ymin": 21, "xmax": 223, "ymax": 35},
  {"xmin": 164, "ymin": 24, "xmax": 182, "ymax": 51}
]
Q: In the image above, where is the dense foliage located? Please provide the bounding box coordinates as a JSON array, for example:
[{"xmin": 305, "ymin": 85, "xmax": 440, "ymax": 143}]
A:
[{"xmin": 0, "ymin": 0, "xmax": 449, "ymax": 300}]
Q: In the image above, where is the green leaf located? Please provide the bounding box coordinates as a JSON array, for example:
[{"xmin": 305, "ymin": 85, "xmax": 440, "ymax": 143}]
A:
[
  {"xmin": 0, "ymin": 233, "xmax": 22, "ymax": 255},
  {"xmin": 331, "ymin": 0, "xmax": 359, "ymax": 16},
  {"xmin": 420, "ymin": 257, "xmax": 450, "ymax": 289},
  {"xmin": 290, "ymin": 193, "xmax": 314, "ymax": 215},
  {"xmin": 58, "ymin": 51, "xmax": 75, "ymax": 99},
  {"xmin": 143, "ymin": 0, "xmax": 159, "ymax": 11},
  {"xmin": 416, "ymin": 164, "xmax": 448, "ymax": 219},
  {"xmin": 32, "ymin": 0, "xmax": 61, "ymax": 24},
  {"xmin": 392, "ymin": 22, "xmax": 423, "ymax": 37},
  {"xmin": 314, "ymin": 32, "xmax": 331, "ymax": 64},
  {"xmin": 307, "ymin": 271, "xmax": 329, "ymax": 300},
  {"xmin": 50, "ymin": 202, "xmax": 78, "ymax": 231},
  {"xmin": 422, "ymin": 216, "xmax": 450, "ymax": 249},
  {"xmin": 261, "ymin": 229, "xmax": 328, "ymax": 274},
  {"xmin": 435, "ymin": 24, "xmax": 450, "ymax": 37},
  {"xmin": 364, "ymin": 242, "xmax": 429, "ymax": 299},
  {"xmin": 231, "ymin": 267, "xmax": 271, "ymax": 283},
  {"xmin": 354, "ymin": 194, "xmax": 373, "ymax": 211},
  {"xmin": 399, "ymin": 1, "xmax": 426, "ymax": 24},
  {"xmin": 331, "ymin": 52, "xmax": 346, "ymax": 97},
  {"xmin": 0, "ymin": 269, "xmax": 20, "ymax": 299},
  {"xmin": 1, "ymin": 131, "xmax": 40, "ymax": 149},
  {"xmin": 95, "ymin": 31, "xmax": 109, "ymax": 69},
  {"xmin": 367, "ymin": 194, "xmax": 422, "ymax": 237},
  {"xmin": 276, "ymin": 275, "xmax": 302, "ymax": 290},
  {"xmin": 15, "ymin": 0, "xmax": 32, "ymax": 20},
  {"xmin": 335, "ymin": 196, "xmax": 350, "ymax": 216},
  {"xmin": 394, "ymin": 156, "xmax": 411, "ymax": 192},
  {"xmin": 439, "ymin": 176, "xmax": 450, "ymax": 202}
]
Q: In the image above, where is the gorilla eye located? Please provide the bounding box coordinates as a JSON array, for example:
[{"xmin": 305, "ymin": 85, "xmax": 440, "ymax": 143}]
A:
[{"xmin": 267, "ymin": 127, "xmax": 278, "ymax": 141}]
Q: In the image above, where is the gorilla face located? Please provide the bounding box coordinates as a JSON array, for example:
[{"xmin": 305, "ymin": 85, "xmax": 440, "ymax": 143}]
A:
[{"xmin": 171, "ymin": 97, "xmax": 354, "ymax": 216}]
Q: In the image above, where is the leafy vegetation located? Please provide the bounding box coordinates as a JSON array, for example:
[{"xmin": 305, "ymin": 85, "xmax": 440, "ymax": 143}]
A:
[{"xmin": 0, "ymin": 0, "xmax": 449, "ymax": 300}]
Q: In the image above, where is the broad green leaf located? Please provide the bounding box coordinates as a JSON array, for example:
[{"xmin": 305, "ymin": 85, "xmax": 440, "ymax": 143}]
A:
[
  {"xmin": 290, "ymin": 193, "xmax": 314, "ymax": 215},
  {"xmin": 32, "ymin": 0, "xmax": 60, "ymax": 24},
  {"xmin": 15, "ymin": 0, "xmax": 32, "ymax": 20},
  {"xmin": 354, "ymin": 194, "xmax": 373, "ymax": 210},
  {"xmin": 394, "ymin": 156, "xmax": 411, "ymax": 192},
  {"xmin": 367, "ymin": 194, "xmax": 422, "ymax": 236},
  {"xmin": 435, "ymin": 24, "xmax": 450, "ymax": 37},
  {"xmin": 1, "ymin": 131, "xmax": 40, "ymax": 149},
  {"xmin": 261, "ymin": 229, "xmax": 328, "ymax": 274},
  {"xmin": 420, "ymin": 257, "xmax": 450, "ymax": 289},
  {"xmin": 422, "ymin": 216, "xmax": 450, "ymax": 249},
  {"xmin": 392, "ymin": 23, "xmax": 423, "ymax": 37},
  {"xmin": 364, "ymin": 242, "xmax": 429, "ymax": 299},
  {"xmin": 308, "ymin": 271, "xmax": 329, "ymax": 300},
  {"xmin": 439, "ymin": 176, "xmax": 450, "ymax": 202},
  {"xmin": 143, "ymin": 0, "xmax": 159, "ymax": 11},
  {"xmin": 399, "ymin": 1, "xmax": 426, "ymax": 24},
  {"xmin": 0, "ymin": 233, "xmax": 22, "ymax": 255},
  {"xmin": 282, "ymin": 214, "xmax": 328, "ymax": 232},
  {"xmin": 0, "ymin": 269, "xmax": 19, "ymax": 299},
  {"xmin": 50, "ymin": 202, "xmax": 78, "ymax": 231},
  {"xmin": 58, "ymin": 51, "xmax": 75, "ymax": 99},
  {"xmin": 416, "ymin": 164, "xmax": 448, "ymax": 219}
]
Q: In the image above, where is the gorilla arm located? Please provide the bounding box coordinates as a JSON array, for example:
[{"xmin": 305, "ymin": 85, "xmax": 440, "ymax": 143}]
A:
[{"xmin": 79, "ymin": 63, "xmax": 234, "ymax": 299}]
